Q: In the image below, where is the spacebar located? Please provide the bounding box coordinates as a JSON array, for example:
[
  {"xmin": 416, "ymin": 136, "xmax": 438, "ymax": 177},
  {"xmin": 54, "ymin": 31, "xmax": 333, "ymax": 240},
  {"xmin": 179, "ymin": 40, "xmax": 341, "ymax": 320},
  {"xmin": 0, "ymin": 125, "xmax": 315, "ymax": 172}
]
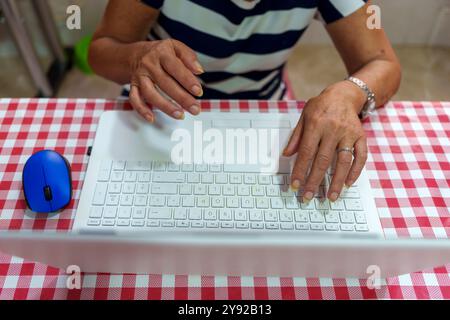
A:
[{"xmin": 223, "ymin": 164, "xmax": 262, "ymax": 173}]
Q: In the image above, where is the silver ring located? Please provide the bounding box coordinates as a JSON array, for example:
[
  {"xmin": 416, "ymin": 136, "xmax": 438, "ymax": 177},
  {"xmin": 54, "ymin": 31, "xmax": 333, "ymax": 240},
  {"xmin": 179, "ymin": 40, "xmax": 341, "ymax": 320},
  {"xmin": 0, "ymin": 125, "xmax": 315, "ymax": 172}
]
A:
[{"xmin": 337, "ymin": 147, "xmax": 354, "ymax": 156}]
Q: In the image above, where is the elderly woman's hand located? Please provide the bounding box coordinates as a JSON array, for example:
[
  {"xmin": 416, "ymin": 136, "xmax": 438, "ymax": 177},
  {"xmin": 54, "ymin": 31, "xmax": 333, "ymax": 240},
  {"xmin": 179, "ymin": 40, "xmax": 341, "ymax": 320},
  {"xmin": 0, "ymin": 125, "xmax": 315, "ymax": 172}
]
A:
[
  {"xmin": 129, "ymin": 39, "xmax": 204, "ymax": 122},
  {"xmin": 283, "ymin": 81, "xmax": 368, "ymax": 203}
]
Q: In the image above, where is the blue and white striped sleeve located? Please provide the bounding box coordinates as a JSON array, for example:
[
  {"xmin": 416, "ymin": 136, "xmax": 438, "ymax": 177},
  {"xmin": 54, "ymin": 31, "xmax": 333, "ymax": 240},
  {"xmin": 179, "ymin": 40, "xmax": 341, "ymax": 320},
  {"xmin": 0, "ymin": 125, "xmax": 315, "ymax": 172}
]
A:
[
  {"xmin": 140, "ymin": 0, "xmax": 164, "ymax": 10},
  {"xmin": 317, "ymin": 0, "xmax": 368, "ymax": 24}
]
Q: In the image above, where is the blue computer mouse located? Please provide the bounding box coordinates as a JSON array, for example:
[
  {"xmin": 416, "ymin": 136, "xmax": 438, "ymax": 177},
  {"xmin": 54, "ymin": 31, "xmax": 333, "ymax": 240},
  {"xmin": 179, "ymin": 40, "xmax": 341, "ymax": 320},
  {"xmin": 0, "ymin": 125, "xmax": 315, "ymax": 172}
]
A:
[{"xmin": 22, "ymin": 150, "xmax": 72, "ymax": 213}]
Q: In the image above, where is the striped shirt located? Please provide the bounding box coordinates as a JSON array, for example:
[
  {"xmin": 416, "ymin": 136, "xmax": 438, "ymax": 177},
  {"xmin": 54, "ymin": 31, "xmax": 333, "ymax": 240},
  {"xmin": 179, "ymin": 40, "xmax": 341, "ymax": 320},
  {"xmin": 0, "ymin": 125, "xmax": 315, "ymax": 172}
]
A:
[{"xmin": 130, "ymin": 0, "xmax": 367, "ymax": 100}]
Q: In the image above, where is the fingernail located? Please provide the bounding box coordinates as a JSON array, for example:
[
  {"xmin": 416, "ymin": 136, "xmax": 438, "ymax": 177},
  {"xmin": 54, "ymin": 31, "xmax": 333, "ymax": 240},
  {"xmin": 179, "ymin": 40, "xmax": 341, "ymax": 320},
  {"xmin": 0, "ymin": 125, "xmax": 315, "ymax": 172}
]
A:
[
  {"xmin": 303, "ymin": 191, "xmax": 313, "ymax": 202},
  {"xmin": 191, "ymin": 85, "xmax": 203, "ymax": 97},
  {"xmin": 194, "ymin": 61, "xmax": 204, "ymax": 74},
  {"xmin": 344, "ymin": 183, "xmax": 351, "ymax": 189},
  {"xmin": 189, "ymin": 105, "xmax": 201, "ymax": 115},
  {"xmin": 329, "ymin": 192, "xmax": 339, "ymax": 202},
  {"xmin": 172, "ymin": 110, "xmax": 185, "ymax": 120},
  {"xmin": 145, "ymin": 113, "xmax": 154, "ymax": 123},
  {"xmin": 290, "ymin": 179, "xmax": 300, "ymax": 191}
]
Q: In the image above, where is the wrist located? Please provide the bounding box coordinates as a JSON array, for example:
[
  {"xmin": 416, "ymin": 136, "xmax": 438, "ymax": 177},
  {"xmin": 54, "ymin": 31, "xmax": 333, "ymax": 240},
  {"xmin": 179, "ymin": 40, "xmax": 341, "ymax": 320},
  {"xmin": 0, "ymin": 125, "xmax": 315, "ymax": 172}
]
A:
[{"xmin": 324, "ymin": 81, "xmax": 367, "ymax": 115}]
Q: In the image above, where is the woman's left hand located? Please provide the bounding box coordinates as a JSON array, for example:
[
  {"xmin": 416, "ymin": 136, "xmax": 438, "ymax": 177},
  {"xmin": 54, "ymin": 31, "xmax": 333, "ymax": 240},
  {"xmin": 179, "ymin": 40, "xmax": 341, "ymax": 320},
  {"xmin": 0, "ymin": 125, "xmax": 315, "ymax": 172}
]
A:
[{"xmin": 283, "ymin": 80, "xmax": 368, "ymax": 203}]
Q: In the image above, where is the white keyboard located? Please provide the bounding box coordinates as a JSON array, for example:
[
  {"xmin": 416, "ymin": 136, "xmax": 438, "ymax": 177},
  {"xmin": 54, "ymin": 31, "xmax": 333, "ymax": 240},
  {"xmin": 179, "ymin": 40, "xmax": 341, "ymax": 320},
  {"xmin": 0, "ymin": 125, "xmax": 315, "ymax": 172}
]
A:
[{"xmin": 86, "ymin": 160, "xmax": 369, "ymax": 232}]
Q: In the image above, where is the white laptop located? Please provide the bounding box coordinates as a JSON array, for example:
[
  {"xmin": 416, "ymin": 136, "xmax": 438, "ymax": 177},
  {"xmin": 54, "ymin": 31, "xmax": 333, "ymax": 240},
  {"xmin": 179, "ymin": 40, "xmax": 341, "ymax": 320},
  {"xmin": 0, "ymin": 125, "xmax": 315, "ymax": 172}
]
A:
[
  {"xmin": 73, "ymin": 110, "xmax": 384, "ymax": 236},
  {"xmin": 1, "ymin": 110, "xmax": 449, "ymax": 278}
]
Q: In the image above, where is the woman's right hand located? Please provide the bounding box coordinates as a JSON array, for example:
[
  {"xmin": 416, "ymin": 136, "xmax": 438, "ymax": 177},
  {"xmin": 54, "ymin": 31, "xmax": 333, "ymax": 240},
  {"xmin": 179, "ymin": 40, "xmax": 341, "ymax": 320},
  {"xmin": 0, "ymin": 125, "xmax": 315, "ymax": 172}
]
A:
[{"xmin": 129, "ymin": 39, "xmax": 204, "ymax": 122}]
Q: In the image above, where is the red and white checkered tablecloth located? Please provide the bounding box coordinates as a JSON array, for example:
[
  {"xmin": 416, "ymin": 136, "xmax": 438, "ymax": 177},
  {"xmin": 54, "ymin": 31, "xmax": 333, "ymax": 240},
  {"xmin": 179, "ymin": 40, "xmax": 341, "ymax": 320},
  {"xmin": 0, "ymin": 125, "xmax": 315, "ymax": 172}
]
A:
[{"xmin": 0, "ymin": 98, "xmax": 449, "ymax": 300}]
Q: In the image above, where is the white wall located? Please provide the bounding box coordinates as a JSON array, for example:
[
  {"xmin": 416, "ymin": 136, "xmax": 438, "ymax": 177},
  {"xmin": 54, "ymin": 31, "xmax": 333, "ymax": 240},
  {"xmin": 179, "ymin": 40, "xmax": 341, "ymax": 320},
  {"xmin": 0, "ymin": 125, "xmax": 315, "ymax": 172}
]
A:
[{"xmin": 301, "ymin": 0, "xmax": 450, "ymax": 46}]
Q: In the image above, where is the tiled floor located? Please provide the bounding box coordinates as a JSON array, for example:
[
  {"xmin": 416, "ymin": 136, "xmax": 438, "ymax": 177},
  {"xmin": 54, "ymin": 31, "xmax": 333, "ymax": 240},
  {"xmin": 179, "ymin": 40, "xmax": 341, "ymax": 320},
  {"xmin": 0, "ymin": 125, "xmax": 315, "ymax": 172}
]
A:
[{"xmin": 1, "ymin": 45, "xmax": 449, "ymax": 101}]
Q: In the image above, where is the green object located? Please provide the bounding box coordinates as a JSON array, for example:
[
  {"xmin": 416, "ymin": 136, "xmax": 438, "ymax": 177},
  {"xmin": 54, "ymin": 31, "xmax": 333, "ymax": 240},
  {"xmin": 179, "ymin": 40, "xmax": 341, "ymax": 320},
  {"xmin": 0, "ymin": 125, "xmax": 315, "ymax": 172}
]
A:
[{"xmin": 74, "ymin": 35, "xmax": 94, "ymax": 74}]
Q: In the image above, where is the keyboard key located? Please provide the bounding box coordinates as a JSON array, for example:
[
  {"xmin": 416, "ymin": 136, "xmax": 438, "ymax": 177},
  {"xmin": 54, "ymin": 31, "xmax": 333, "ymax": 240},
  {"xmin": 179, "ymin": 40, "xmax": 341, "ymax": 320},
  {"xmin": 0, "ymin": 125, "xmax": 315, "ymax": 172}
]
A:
[
  {"xmin": 118, "ymin": 207, "xmax": 132, "ymax": 218},
  {"xmin": 152, "ymin": 162, "xmax": 166, "ymax": 171},
  {"xmin": 244, "ymin": 174, "xmax": 256, "ymax": 184},
  {"xmin": 176, "ymin": 221, "xmax": 190, "ymax": 228},
  {"xmin": 272, "ymin": 175, "xmax": 285, "ymax": 185},
  {"xmin": 122, "ymin": 183, "xmax": 136, "ymax": 194},
  {"xmin": 215, "ymin": 174, "xmax": 228, "ymax": 184},
  {"xmin": 236, "ymin": 222, "xmax": 249, "ymax": 229},
  {"xmin": 121, "ymin": 194, "xmax": 133, "ymax": 206},
  {"xmin": 111, "ymin": 171, "xmax": 123, "ymax": 182},
  {"xmin": 102, "ymin": 219, "xmax": 115, "ymax": 226},
  {"xmin": 182, "ymin": 196, "xmax": 195, "ymax": 207},
  {"xmin": 89, "ymin": 207, "xmax": 103, "ymax": 218},
  {"xmin": 237, "ymin": 185, "xmax": 250, "ymax": 196},
  {"xmin": 161, "ymin": 221, "xmax": 175, "ymax": 227},
  {"xmin": 270, "ymin": 198, "xmax": 284, "ymax": 209},
  {"xmin": 167, "ymin": 163, "xmax": 179, "ymax": 172},
  {"xmin": 179, "ymin": 185, "xmax": 192, "ymax": 195},
  {"xmin": 223, "ymin": 185, "xmax": 235, "ymax": 196},
  {"xmin": 339, "ymin": 211, "xmax": 355, "ymax": 224},
  {"xmin": 97, "ymin": 168, "xmax": 111, "ymax": 182},
  {"xmin": 295, "ymin": 223, "xmax": 309, "ymax": 230},
  {"xmin": 344, "ymin": 199, "xmax": 363, "ymax": 211},
  {"xmin": 226, "ymin": 197, "xmax": 239, "ymax": 208},
  {"xmin": 211, "ymin": 197, "xmax": 224, "ymax": 208},
  {"xmin": 195, "ymin": 164, "xmax": 208, "ymax": 172},
  {"xmin": 197, "ymin": 196, "xmax": 210, "ymax": 207},
  {"xmin": 325, "ymin": 224, "xmax": 339, "ymax": 231},
  {"xmin": 112, "ymin": 160, "xmax": 126, "ymax": 170},
  {"xmin": 234, "ymin": 209, "xmax": 247, "ymax": 221},
  {"xmin": 221, "ymin": 222, "xmax": 234, "ymax": 228},
  {"xmin": 194, "ymin": 185, "xmax": 207, "ymax": 195},
  {"xmin": 284, "ymin": 197, "xmax": 299, "ymax": 209},
  {"xmin": 103, "ymin": 207, "xmax": 117, "ymax": 218},
  {"xmin": 325, "ymin": 212, "xmax": 340, "ymax": 223},
  {"xmin": 202, "ymin": 173, "xmax": 214, "ymax": 184},
  {"xmin": 249, "ymin": 210, "xmax": 263, "ymax": 221},
  {"xmin": 330, "ymin": 199, "xmax": 345, "ymax": 210},
  {"xmin": 136, "ymin": 183, "xmax": 149, "ymax": 194},
  {"xmin": 315, "ymin": 199, "xmax": 329, "ymax": 210},
  {"xmin": 187, "ymin": 173, "xmax": 200, "ymax": 183},
  {"xmin": 266, "ymin": 186, "xmax": 280, "ymax": 197},
  {"xmin": 208, "ymin": 185, "xmax": 221, "ymax": 195},
  {"xmin": 279, "ymin": 210, "xmax": 293, "ymax": 222},
  {"xmin": 106, "ymin": 194, "xmax": 119, "ymax": 206},
  {"xmin": 149, "ymin": 195, "xmax": 165, "ymax": 206},
  {"xmin": 264, "ymin": 211, "xmax": 278, "ymax": 222},
  {"xmin": 117, "ymin": 219, "xmax": 130, "ymax": 226},
  {"xmin": 354, "ymin": 212, "xmax": 367, "ymax": 224},
  {"xmin": 173, "ymin": 208, "xmax": 188, "ymax": 219},
  {"xmin": 294, "ymin": 211, "xmax": 308, "ymax": 223},
  {"xmin": 256, "ymin": 198, "xmax": 269, "ymax": 209},
  {"xmin": 132, "ymin": 207, "xmax": 146, "ymax": 219},
  {"xmin": 191, "ymin": 221, "xmax": 204, "ymax": 228},
  {"xmin": 126, "ymin": 161, "xmax": 151, "ymax": 171},
  {"xmin": 241, "ymin": 198, "xmax": 254, "ymax": 208},
  {"xmin": 265, "ymin": 223, "xmax": 279, "ymax": 230},
  {"xmin": 181, "ymin": 164, "xmax": 194, "ymax": 172},
  {"xmin": 250, "ymin": 222, "xmax": 264, "ymax": 229},
  {"xmin": 219, "ymin": 209, "xmax": 233, "ymax": 220},
  {"xmin": 148, "ymin": 208, "xmax": 171, "ymax": 219},
  {"xmin": 108, "ymin": 182, "xmax": 121, "ymax": 194},
  {"xmin": 167, "ymin": 196, "xmax": 180, "ymax": 207},
  {"xmin": 123, "ymin": 171, "xmax": 137, "ymax": 182},
  {"xmin": 230, "ymin": 174, "xmax": 242, "ymax": 184},
  {"xmin": 147, "ymin": 221, "xmax": 160, "ymax": 227},
  {"xmin": 311, "ymin": 224, "xmax": 324, "ymax": 231},
  {"xmin": 204, "ymin": 209, "xmax": 217, "ymax": 220},
  {"xmin": 206, "ymin": 221, "xmax": 219, "ymax": 228},
  {"xmin": 131, "ymin": 220, "xmax": 145, "ymax": 227},
  {"xmin": 153, "ymin": 172, "xmax": 185, "ymax": 183},
  {"xmin": 92, "ymin": 183, "xmax": 108, "ymax": 205},
  {"xmin": 341, "ymin": 188, "xmax": 360, "ymax": 199},
  {"xmin": 356, "ymin": 224, "xmax": 369, "ymax": 232},
  {"xmin": 251, "ymin": 186, "xmax": 265, "ymax": 196},
  {"xmin": 87, "ymin": 219, "xmax": 101, "ymax": 226},
  {"xmin": 209, "ymin": 164, "xmax": 222, "ymax": 172},
  {"xmin": 300, "ymin": 200, "xmax": 314, "ymax": 210},
  {"xmin": 137, "ymin": 172, "xmax": 151, "ymax": 182},
  {"xmin": 189, "ymin": 208, "xmax": 202, "ymax": 220},
  {"xmin": 309, "ymin": 211, "xmax": 325, "ymax": 223},
  {"xmin": 258, "ymin": 175, "xmax": 271, "ymax": 185},
  {"xmin": 280, "ymin": 223, "xmax": 294, "ymax": 230},
  {"xmin": 341, "ymin": 224, "xmax": 354, "ymax": 232}
]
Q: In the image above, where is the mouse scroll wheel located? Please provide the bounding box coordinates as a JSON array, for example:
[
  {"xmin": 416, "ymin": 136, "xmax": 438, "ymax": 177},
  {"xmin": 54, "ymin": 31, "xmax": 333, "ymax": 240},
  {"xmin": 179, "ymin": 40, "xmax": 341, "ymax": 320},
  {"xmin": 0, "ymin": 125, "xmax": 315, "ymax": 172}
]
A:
[{"xmin": 43, "ymin": 186, "xmax": 53, "ymax": 201}]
